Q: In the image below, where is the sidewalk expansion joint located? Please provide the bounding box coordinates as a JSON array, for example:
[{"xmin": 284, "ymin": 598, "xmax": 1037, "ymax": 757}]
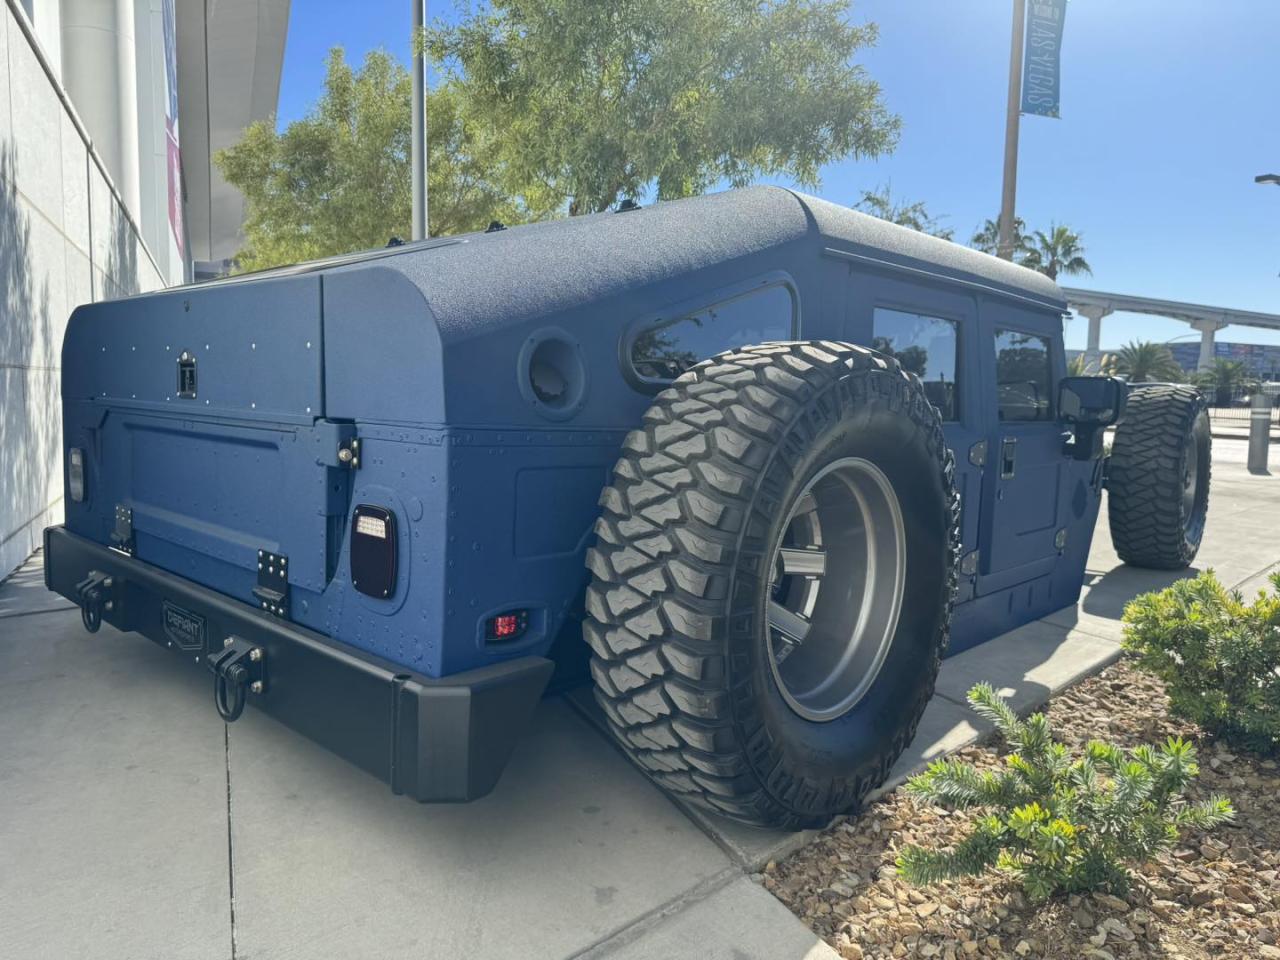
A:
[
  {"xmin": 0, "ymin": 604, "xmax": 78, "ymax": 622},
  {"xmin": 566, "ymin": 866, "xmax": 742, "ymax": 960},
  {"xmin": 224, "ymin": 725, "xmax": 238, "ymax": 960}
]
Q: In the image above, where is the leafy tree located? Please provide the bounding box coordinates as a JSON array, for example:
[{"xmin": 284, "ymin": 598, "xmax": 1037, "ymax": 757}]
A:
[
  {"xmin": 1113, "ymin": 340, "xmax": 1184, "ymax": 383},
  {"xmin": 855, "ymin": 184, "xmax": 952, "ymax": 240},
  {"xmin": 971, "ymin": 215, "xmax": 1029, "ymax": 257},
  {"xmin": 1193, "ymin": 358, "xmax": 1257, "ymax": 407},
  {"xmin": 215, "ymin": 49, "xmax": 526, "ymax": 271},
  {"xmin": 871, "ymin": 335, "xmax": 929, "ymax": 376},
  {"xmin": 897, "ymin": 684, "xmax": 1234, "ymax": 902},
  {"xmin": 1021, "ymin": 224, "xmax": 1092, "ymax": 280},
  {"xmin": 422, "ymin": 0, "xmax": 900, "ymax": 215}
]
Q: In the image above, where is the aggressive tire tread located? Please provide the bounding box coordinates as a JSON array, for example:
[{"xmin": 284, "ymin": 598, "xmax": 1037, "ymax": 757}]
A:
[
  {"xmin": 1108, "ymin": 384, "xmax": 1211, "ymax": 569},
  {"xmin": 584, "ymin": 341, "xmax": 960, "ymax": 828}
]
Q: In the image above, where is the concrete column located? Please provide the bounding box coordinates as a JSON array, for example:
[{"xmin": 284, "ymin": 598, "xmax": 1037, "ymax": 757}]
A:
[
  {"xmin": 60, "ymin": 0, "xmax": 141, "ymax": 220},
  {"xmin": 1190, "ymin": 318, "xmax": 1227, "ymax": 372},
  {"xmin": 1076, "ymin": 305, "xmax": 1110, "ymax": 367}
]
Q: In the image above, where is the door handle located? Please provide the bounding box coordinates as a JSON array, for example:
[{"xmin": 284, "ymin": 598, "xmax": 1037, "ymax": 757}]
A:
[{"xmin": 1000, "ymin": 438, "xmax": 1017, "ymax": 479}]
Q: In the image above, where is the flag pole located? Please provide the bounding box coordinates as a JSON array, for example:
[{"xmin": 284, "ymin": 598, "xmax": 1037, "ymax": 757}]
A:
[
  {"xmin": 997, "ymin": 0, "xmax": 1026, "ymax": 260},
  {"xmin": 411, "ymin": 0, "xmax": 428, "ymax": 241}
]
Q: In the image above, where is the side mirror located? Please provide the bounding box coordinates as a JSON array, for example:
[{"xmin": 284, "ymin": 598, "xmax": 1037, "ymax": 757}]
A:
[
  {"xmin": 1059, "ymin": 376, "xmax": 1126, "ymax": 426},
  {"xmin": 1058, "ymin": 377, "xmax": 1127, "ymax": 460}
]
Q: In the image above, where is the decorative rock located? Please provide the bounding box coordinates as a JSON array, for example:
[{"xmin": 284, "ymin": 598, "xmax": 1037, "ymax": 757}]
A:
[
  {"xmin": 1091, "ymin": 892, "xmax": 1130, "ymax": 913},
  {"xmin": 1101, "ymin": 918, "xmax": 1135, "ymax": 942}
]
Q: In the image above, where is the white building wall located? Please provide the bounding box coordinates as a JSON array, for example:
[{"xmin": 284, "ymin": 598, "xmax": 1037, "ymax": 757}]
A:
[{"xmin": 0, "ymin": 1, "xmax": 170, "ymax": 578}]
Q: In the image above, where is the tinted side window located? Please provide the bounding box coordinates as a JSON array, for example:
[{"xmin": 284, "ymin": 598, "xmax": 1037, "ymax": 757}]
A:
[
  {"xmin": 630, "ymin": 285, "xmax": 794, "ymax": 381},
  {"xmin": 995, "ymin": 328, "xmax": 1053, "ymax": 421},
  {"xmin": 871, "ymin": 307, "xmax": 959, "ymax": 420}
]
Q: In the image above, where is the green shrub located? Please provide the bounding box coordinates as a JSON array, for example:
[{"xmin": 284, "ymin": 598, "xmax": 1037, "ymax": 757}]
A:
[
  {"xmin": 1122, "ymin": 570, "xmax": 1280, "ymax": 756},
  {"xmin": 896, "ymin": 684, "xmax": 1233, "ymax": 902}
]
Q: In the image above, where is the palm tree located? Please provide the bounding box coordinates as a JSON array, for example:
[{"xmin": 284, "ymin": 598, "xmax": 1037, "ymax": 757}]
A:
[
  {"xmin": 1067, "ymin": 352, "xmax": 1116, "ymax": 377},
  {"xmin": 1020, "ymin": 224, "xmax": 1092, "ymax": 280},
  {"xmin": 1193, "ymin": 358, "xmax": 1256, "ymax": 407},
  {"xmin": 971, "ymin": 215, "xmax": 1029, "ymax": 256},
  {"xmin": 1113, "ymin": 340, "xmax": 1184, "ymax": 383}
]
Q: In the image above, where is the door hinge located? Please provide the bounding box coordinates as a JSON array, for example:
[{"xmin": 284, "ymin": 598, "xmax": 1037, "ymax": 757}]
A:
[
  {"xmin": 253, "ymin": 549, "xmax": 290, "ymax": 618},
  {"xmin": 110, "ymin": 504, "xmax": 134, "ymax": 555},
  {"xmin": 960, "ymin": 550, "xmax": 979, "ymax": 576},
  {"xmin": 968, "ymin": 440, "xmax": 987, "ymax": 467},
  {"xmin": 337, "ymin": 437, "xmax": 361, "ymax": 469}
]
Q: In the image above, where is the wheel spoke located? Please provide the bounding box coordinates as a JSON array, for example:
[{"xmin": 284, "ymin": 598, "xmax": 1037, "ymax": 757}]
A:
[
  {"xmin": 779, "ymin": 547, "xmax": 826, "ymax": 577},
  {"xmin": 768, "ymin": 600, "xmax": 812, "ymax": 646},
  {"xmin": 791, "ymin": 492, "xmax": 818, "ymax": 517}
]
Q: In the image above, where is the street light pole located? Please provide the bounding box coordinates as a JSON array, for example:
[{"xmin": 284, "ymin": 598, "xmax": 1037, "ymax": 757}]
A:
[
  {"xmin": 1255, "ymin": 174, "xmax": 1280, "ymax": 186},
  {"xmin": 997, "ymin": 0, "xmax": 1027, "ymax": 260},
  {"xmin": 411, "ymin": 0, "xmax": 428, "ymax": 241}
]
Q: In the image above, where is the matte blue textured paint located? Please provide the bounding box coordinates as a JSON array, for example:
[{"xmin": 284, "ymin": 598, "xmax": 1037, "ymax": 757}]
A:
[{"xmin": 60, "ymin": 186, "xmax": 1099, "ymax": 679}]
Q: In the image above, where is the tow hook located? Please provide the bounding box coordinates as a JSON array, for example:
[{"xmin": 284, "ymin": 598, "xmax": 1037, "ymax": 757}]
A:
[
  {"xmin": 74, "ymin": 571, "xmax": 115, "ymax": 633},
  {"xmin": 207, "ymin": 637, "xmax": 267, "ymax": 723}
]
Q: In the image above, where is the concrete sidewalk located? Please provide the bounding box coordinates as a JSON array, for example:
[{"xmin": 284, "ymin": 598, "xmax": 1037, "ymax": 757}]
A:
[{"xmin": 2, "ymin": 448, "xmax": 1277, "ymax": 960}]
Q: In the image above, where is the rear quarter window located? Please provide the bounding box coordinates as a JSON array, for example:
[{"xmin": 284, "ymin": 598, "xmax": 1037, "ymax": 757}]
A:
[
  {"xmin": 871, "ymin": 307, "xmax": 959, "ymax": 420},
  {"xmin": 629, "ymin": 283, "xmax": 796, "ymax": 383}
]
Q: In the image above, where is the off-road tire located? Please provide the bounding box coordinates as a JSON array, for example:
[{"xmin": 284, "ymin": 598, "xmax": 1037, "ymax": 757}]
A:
[
  {"xmin": 1108, "ymin": 384, "xmax": 1211, "ymax": 570},
  {"xmin": 583, "ymin": 342, "xmax": 960, "ymax": 828}
]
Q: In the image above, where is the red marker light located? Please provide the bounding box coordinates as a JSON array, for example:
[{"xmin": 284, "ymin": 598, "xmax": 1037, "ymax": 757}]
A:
[{"xmin": 486, "ymin": 610, "xmax": 529, "ymax": 641}]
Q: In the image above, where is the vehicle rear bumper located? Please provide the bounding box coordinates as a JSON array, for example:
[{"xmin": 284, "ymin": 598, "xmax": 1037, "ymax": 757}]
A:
[{"xmin": 42, "ymin": 525, "xmax": 554, "ymax": 803}]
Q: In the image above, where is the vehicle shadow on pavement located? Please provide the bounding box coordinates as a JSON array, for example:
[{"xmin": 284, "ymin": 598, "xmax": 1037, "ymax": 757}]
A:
[{"xmin": 1079, "ymin": 564, "xmax": 1205, "ymax": 620}]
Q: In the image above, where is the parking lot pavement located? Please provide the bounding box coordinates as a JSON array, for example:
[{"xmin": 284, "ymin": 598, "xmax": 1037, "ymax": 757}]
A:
[{"xmin": 2, "ymin": 446, "xmax": 1275, "ymax": 960}]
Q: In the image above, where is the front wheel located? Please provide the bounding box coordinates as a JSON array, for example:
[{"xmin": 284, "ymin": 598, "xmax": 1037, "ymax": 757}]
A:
[
  {"xmin": 1108, "ymin": 384, "xmax": 1211, "ymax": 569},
  {"xmin": 583, "ymin": 342, "xmax": 959, "ymax": 828}
]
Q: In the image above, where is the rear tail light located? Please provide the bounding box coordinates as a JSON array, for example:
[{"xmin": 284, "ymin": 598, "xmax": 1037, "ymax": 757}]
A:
[
  {"xmin": 351, "ymin": 505, "xmax": 397, "ymax": 598},
  {"xmin": 68, "ymin": 448, "xmax": 86, "ymax": 502}
]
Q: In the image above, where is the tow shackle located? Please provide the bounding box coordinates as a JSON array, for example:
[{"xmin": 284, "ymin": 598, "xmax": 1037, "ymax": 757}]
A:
[
  {"xmin": 206, "ymin": 637, "xmax": 266, "ymax": 723},
  {"xmin": 74, "ymin": 572, "xmax": 115, "ymax": 633}
]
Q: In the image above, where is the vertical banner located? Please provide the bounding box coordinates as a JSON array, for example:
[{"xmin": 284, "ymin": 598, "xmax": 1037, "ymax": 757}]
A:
[
  {"xmin": 162, "ymin": 0, "xmax": 184, "ymax": 256},
  {"xmin": 1021, "ymin": 0, "xmax": 1068, "ymax": 118}
]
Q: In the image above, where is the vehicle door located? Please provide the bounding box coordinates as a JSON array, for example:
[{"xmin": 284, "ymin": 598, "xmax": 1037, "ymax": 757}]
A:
[{"xmin": 976, "ymin": 300, "xmax": 1068, "ymax": 590}]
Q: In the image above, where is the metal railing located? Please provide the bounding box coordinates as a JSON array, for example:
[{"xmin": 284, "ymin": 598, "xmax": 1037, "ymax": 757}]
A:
[{"xmin": 1207, "ymin": 387, "xmax": 1280, "ymax": 430}]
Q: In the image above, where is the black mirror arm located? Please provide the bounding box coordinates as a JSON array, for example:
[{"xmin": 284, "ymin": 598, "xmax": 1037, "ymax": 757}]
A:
[{"xmin": 1062, "ymin": 421, "xmax": 1107, "ymax": 461}]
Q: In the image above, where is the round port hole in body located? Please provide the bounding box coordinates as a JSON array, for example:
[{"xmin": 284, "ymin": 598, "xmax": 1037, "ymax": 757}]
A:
[{"xmin": 518, "ymin": 328, "xmax": 588, "ymax": 420}]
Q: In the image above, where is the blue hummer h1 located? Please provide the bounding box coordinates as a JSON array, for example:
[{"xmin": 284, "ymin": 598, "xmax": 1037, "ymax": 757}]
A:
[{"xmin": 45, "ymin": 187, "xmax": 1210, "ymax": 827}]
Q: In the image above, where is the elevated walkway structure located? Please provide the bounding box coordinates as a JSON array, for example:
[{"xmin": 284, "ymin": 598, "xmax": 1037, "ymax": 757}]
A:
[{"xmin": 1063, "ymin": 287, "xmax": 1280, "ymax": 371}]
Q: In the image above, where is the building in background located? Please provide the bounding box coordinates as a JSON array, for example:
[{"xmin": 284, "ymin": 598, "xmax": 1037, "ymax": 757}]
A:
[
  {"xmin": 1168, "ymin": 340, "xmax": 1280, "ymax": 381},
  {"xmin": 1, "ymin": 0, "xmax": 289, "ymax": 577}
]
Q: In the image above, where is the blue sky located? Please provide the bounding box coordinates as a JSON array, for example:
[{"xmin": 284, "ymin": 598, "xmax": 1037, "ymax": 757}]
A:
[{"xmin": 276, "ymin": 1, "xmax": 1280, "ymax": 351}]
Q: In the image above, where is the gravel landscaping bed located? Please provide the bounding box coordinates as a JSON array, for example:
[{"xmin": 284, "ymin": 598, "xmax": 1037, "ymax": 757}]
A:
[{"xmin": 763, "ymin": 660, "xmax": 1280, "ymax": 959}]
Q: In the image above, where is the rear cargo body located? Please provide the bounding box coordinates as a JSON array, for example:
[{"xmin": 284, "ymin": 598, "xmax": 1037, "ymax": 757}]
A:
[{"xmin": 61, "ymin": 265, "xmax": 611, "ymax": 679}]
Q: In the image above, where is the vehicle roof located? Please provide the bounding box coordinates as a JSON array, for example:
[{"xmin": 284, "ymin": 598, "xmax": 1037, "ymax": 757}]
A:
[{"xmin": 193, "ymin": 185, "xmax": 1068, "ymax": 335}]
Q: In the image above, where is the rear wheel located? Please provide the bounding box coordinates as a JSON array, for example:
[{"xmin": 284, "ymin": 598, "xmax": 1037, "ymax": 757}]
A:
[
  {"xmin": 1108, "ymin": 384, "xmax": 1211, "ymax": 569},
  {"xmin": 583, "ymin": 342, "xmax": 959, "ymax": 828}
]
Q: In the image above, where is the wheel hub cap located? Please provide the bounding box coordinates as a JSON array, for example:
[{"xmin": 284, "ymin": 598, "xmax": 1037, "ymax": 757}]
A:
[{"xmin": 765, "ymin": 458, "xmax": 907, "ymax": 722}]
